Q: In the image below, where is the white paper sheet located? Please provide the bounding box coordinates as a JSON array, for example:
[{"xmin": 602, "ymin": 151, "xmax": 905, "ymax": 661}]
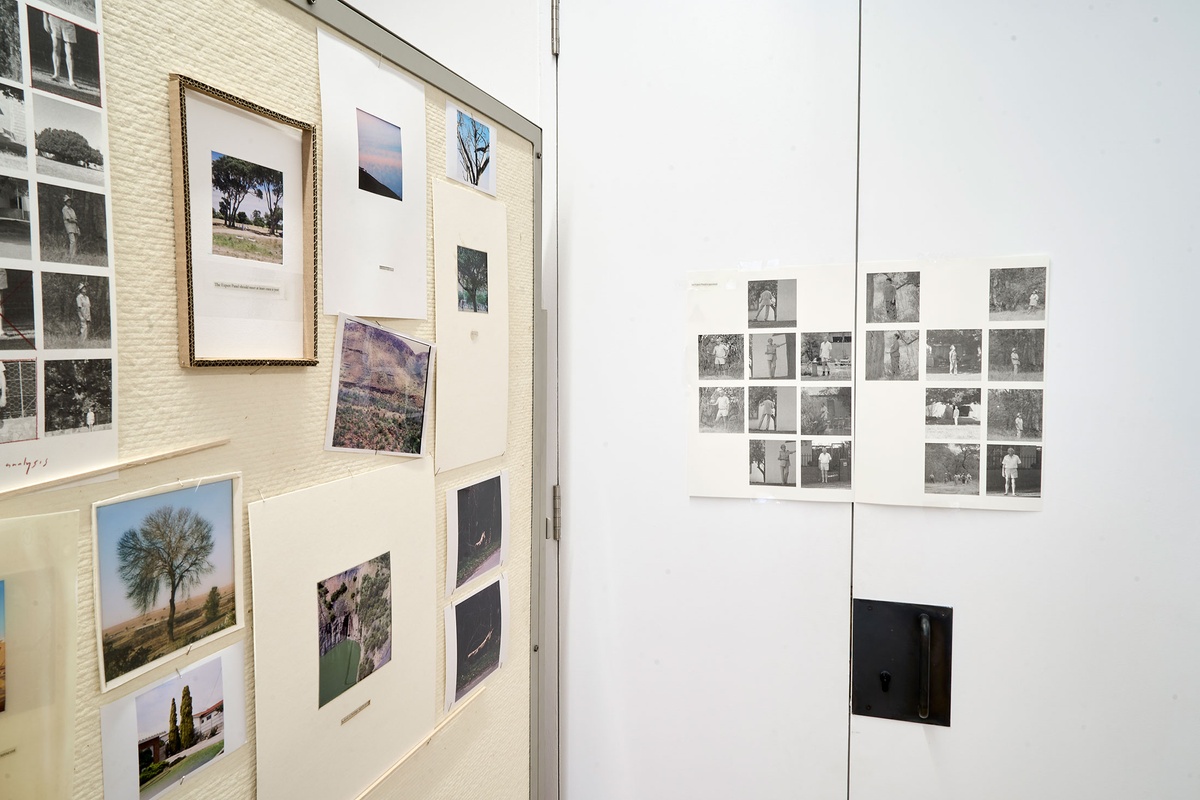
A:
[
  {"xmin": 444, "ymin": 573, "xmax": 508, "ymax": 712},
  {"xmin": 0, "ymin": 511, "xmax": 77, "ymax": 800},
  {"xmin": 249, "ymin": 461, "xmax": 436, "ymax": 800},
  {"xmin": 854, "ymin": 256, "xmax": 1048, "ymax": 510},
  {"xmin": 686, "ymin": 265, "xmax": 857, "ymax": 502},
  {"xmin": 444, "ymin": 101, "xmax": 497, "ymax": 196},
  {"xmin": 445, "ymin": 470, "xmax": 509, "ymax": 596},
  {"xmin": 433, "ymin": 181, "xmax": 508, "ymax": 471},
  {"xmin": 318, "ymin": 29, "xmax": 428, "ymax": 320},
  {"xmin": 99, "ymin": 642, "xmax": 247, "ymax": 800}
]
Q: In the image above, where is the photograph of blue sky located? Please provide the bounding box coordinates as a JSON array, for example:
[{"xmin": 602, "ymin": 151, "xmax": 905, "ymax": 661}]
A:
[
  {"xmin": 209, "ymin": 151, "xmax": 277, "ymax": 217},
  {"xmin": 135, "ymin": 656, "xmax": 223, "ymax": 740},
  {"xmin": 95, "ymin": 480, "xmax": 236, "ymax": 630},
  {"xmin": 356, "ymin": 108, "xmax": 403, "ymax": 201}
]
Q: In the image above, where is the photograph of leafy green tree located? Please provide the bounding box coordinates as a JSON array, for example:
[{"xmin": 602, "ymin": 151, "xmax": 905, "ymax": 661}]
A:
[
  {"xmin": 210, "ymin": 151, "xmax": 284, "ymax": 263},
  {"xmin": 34, "ymin": 93, "xmax": 104, "ymax": 186},
  {"xmin": 317, "ymin": 552, "xmax": 391, "ymax": 707},
  {"xmin": 133, "ymin": 655, "xmax": 225, "ymax": 800},
  {"xmin": 924, "ymin": 443, "xmax": 981, "ymax": 495},
  {"xmin": 453, "ymin": 476, "xmax": 504, "ymax": 591},
  {"xmin": 94, "ymin": 479, "xmax": 237, "ymax": 686},
  {"xmin": 329, "ymin": 317, "xmax": 432, "ymax": 455},
  {"xmin": 453, "ymin": 578, "xmax": 503, "ymax": 702},
  {"xmin": 457, "ymin": 245, "xmax": 488, "ymax": 312}
]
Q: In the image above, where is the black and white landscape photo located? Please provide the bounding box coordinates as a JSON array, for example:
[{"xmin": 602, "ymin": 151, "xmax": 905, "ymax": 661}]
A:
[
  {"xmin": 34, "ymin": 93, "xmax": 105, "ymax": 186},
  {"xmin": 37, "ymin": 181, "xmax": 107, "ymax": 266},
  {"xmin": 990, "ymin": 266, "xmax": 1046, "ymax": 321},
  {"xmin": 26, "ymin": 7, "xmax": 102, "ymax": 107},
  {"xmin": 864, "ymin": 330, "xmax": 919, "ymax": 381},
  {"xmin": 800, "ymin": 331, "xmax": 851, "ymax": 380},
  {"xmin": 924, "ymin": 443, "xmax": 981, "ymax": 495},
  {"xmin": 925, "ymin": 388, "xmax": 981, "ymax": 440},
  {"xmin": 747, "ymin": 279, "xmax": 797, "ymax": 328},
  {"xmin": 988, "ymin": 328, "xmax": 1045, "ymax": 381},
  {"xmin": 43, "ymin": 357, "xmax": 110, "ymax": 434},
  {"xmin": 925, "ymin": 329, "xmax": 982, "ymax": 379},
  {"xmin": 698, "ymin": 386, "xmax": 743, "ymax": 433},
  {"xmin": 697, "ymin": 333, "xmax": 743, "ymax": 380},
  {"xmin": 0, "ymin": 267, "xmax": 36, "ymax": 350},
  {"xmin": 987, "ymin": 388, "xmax": 1043, "ymax": 442},
  {"xmin": 40, "ymin": 271, "xmax": 109, "ymax": 348},
  {"xmin": 865, "ymin": 271, "xmax": 920, "ymax": 323}
]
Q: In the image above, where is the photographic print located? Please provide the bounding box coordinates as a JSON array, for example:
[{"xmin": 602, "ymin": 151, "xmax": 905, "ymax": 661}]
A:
[
  {"xmin": 0, "ymin": 86, "xmax": 27, "ymax": 171},
  {"xmin": 800, "ymin": 386, "xmax": 852, "ymax": 436},
  {"xmin": 799, "ymin": 440, "xmax": 851, "ymax": 489},
  {"xmin": 749, "ymin": 385, "xmax": 796, "ymax": 433},
  {"xmin": 925, "ymin": 388, "xmax": 981, "ymax": 440},
  {"xmin": 40, "ymin": 271, "xmax": 109, "ymax": 348},
  {"xmin": 0, "ymin": 359, "xmax": 36, "ymax": 443},
  {"xmin": 450, "ymin": 577, "xmax": 504, "ymax": 703},
  {"xmin": 26, "ymin": 8, "xmax": 102, "ymax": 107},
  {"xmin": 0, "ymin": 579, "xmax": 5, "ymax": 713},
  {"xmin": 865, "ymin": 330, "xmax": 919, "ymax": 380},
  {"xmin": 327, "ymin": 315, "xmax": 433, "ymax": 456},
  {"xmin": 697, "ymin": 333, "xmax": 743, "ymax": 380},
  {"xmin": 0, "ymin": 0, "xmax": 20, "ymax": 84},
  {"xmin": 357, "ymin": 108, "xmax": 403, "ymax": 201},
  {"xmin": 0, "ymin": 267, "xmax": 36, "ymax": 349},
  {"xmin": 987, "ymin": 388, "xmax": 1043, "ymax": 442},
  {"xmin": 749, "ymin": 439, "xmax": 797, "ymax": 487},
  {"xmin": 748, "ymin": 332, "xmax": 795, "ymax": 380},
  {"xmin": 0, "ymin": 176, "xmax": 30, "ymax": 260},
  {"xmin": 44, "ymin": 357, "xmax": 109, "ymax": 434},
  {"xmin": 924, "ymin": 443, "xmax": 981, "ymax": 495},
  {"xmin": 986, "ymin": 444, "xmax": 1042, "ymax": 498},
  {"xmin": 457, "ymin": 245, "xmax": 488, "ymax": 312},
  {"xmin": 990, "ymin": 266, "xmax": 1046, "ymax": 321},
  {"xmin": 93, "ymin": 477, "xmax": 241, "ymax": 689},
  {"xmin": 33, "ymin": 93, "xmax": 105, "ymax": 186},
  {"xmin": 37, "ymin": 181, "xmax": 107, "ymax": 266},
  {"xmin": 925, "ymin": 329, "xmax": 982, "ymax": 379},
  {"xmin": 698, "ymin": 386, "xmax": 743, "ymax": 433},
  {"xmin": 801, "ymin": 331, "xmax": 851, "ymax": 380},
  {"xmin": 317, "ymin": 552, "xmax": 392, "ymax": 708},
  {"xmin": 210, "ymin": 151, "xmax": 283, "ymax": 264},
  {"xmin": 447, "ymin": 103, "xmax": 496, "ymax": 195},
  {"xmin": 865, "ymin": 271, "xmax": 920, "ymax": 323},
  {"xmin": 37, "ymin": 0, "xmax": 96, "ymax": 23},
  {"xmin": 449, "ymin": 474, "xmax": 507, "ymax": 593},
  {"xmin": 747, "ymin": 279, "xmax": 797, "ymax": 328},
  {"xmin": 989, "ymin": 328, "xmax": 1045, "ymax": 381},
  {"xmin": 132, "ymin": 656, "xmax": 225, "ymax": 800}
]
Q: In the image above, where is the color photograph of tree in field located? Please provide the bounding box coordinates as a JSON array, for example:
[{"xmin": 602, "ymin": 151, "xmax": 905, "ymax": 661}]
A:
[
  {"xmin": 454, "ymin": 477, "xmax": 503, "ymax": 590},
  {"xmin": 94, "ymin": 480, "xmax": 237, "ymax": 685},
  {"xmin": 987, "ymin": 388, "xmax": 1043, "ymax": 441},
  {"xmin": 330, "ymin": 319, "xmax": 431, "ymax": 455},
  {"xmin": 457, "ymin": 245, "xmax": 488, "ymax": 312},
  {"xmin": 133, "ymin": 656, "xmax": 225, "ymax": 800},
  {"xmin": 697, "ymin": 333, "xmax": 743, "ymax": 380},
  {"xmin": 865, "ymin": 271, "xmax": 920, "ymax": 323},
  {"xmin": 925, "ymin": 443, "xmax": 981, "ymax": 495},
  {"xmin": 988, "ymin": 328, "xmax": 1044, "ymax": 381},
  {"xmin": 454, "ymin": 579, "xmax": 503, "ymax": 701},
  {"xmin": 317, "ymin": 552, "xmax": 391, "ymax": 707},
  {"xmin": 210, "ymin": 152, "xmax": 284, "ymax": 263},
  {"xmin": 990, "ymin": 266, "xmax": 1046, "ymax": 321},
  {"xmin": 865, "ymin": 330, "xmax": 919, "ymax": 380},
  {"xmin": 925, "ymin": 387, "xmax": 981, "ymax": 441}
]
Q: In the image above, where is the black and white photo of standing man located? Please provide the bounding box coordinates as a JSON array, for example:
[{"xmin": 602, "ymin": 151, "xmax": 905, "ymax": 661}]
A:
[
  {"xmin": 37, "ymin": 182, "xmax": 107, "ymax": 266},
  {"xmin": 40, "ymin": 271, "xmax": 109, "ymax": 349}
]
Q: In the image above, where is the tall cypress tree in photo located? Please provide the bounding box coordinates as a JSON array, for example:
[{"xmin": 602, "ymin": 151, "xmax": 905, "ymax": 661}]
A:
[
  {"xmin": 179, "ymin": 685, "xmax": 195, "ymax": 750},
  {"xmin": 204, "ymin": 586, "xmax": 221, "ymax": 623},
  {"xmin": 167, "ymin": 698, "xmax": 181, "ymax": 756}
]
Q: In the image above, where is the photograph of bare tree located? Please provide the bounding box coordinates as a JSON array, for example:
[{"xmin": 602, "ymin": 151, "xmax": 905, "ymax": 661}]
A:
[
  {"xmin": 990, "ymin": 266, "xmax": 1046, "ymax": 321},
  {"xmin": 865, "ymin": 271, "xmax": 920, "ymax": 323},
  {"xmin": 317, "ymin": 552, "xmax": 392, "ymax": 707},
  {"xmin": 698, "ymin": 386, "xmax": 743, "ymax": 433},
  {"xmin": 457, "ymin": 245, "xmax": 488, "ymax": 312},
  {"xmin": 988, "ymin": 328, "xmax": 1044, "ymax": 381},
  {"xmin": 453, "ymin": 476, "xmax": 504, "ymax": 591},
  {"xmin": 93, "ymin": 478, "xmax": 239, "ymax": 688},
  {"xmin": 924, "ymin": 443, "xmax": 981, "ymax": 495},
  {"xmin": 698, "ymin": 333, "xmax": 743, "ymax": 380},
  {"xmin": 987, "ymin": 388, "xmax": 1042, "ymax": 441},
  {"xmin": 452, "ymin": 578, "xmax": 503, "ymax": 702},
  {"xmin": 925, "ymin": 388, "xmax": 981, "ymax": 440},
  {"xmin": 210, "ymin": 152, "xmax": 283, "ymax": 264},
  {"xmin": 454, "ymin": 109, "xmax": 492, "ymax": 190},
  {"xmin": 864, "ymin": 330, "xmax": 919, "ymax": 380}
]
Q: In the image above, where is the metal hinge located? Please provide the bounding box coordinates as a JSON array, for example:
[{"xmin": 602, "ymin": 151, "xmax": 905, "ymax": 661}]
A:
[
  {"xmin": 551, "ymin": 0, "xmax": 560, "ymax": 56},
  {"xmin": 551, "ymin": 484, "xmax": 561, "ymax": 540}
]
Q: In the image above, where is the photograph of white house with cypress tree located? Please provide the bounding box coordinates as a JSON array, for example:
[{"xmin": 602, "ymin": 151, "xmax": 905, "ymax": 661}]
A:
[{"xmin": 133, "ymin": 656, "xmax": 225, "ymax": 800}]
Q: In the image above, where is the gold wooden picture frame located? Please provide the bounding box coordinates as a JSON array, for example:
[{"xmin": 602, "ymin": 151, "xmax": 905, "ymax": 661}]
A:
[{"xmin": 168, "ymin": 75, "xmax": 317, "ymax": 367}]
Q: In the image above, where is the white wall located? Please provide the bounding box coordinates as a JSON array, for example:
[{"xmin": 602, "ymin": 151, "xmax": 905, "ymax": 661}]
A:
[{"xmin": 558, "ymin": 3, "xmax": 860, "ymax": 798}]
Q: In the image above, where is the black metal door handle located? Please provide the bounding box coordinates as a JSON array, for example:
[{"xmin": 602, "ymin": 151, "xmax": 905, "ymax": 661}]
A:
[{"xmin": 918, "ymin": 613, "xmax": 931, "ymax": 719}]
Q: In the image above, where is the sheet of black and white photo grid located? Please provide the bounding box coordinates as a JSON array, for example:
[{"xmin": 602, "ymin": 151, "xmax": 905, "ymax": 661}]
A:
[
  {"xmin": 687, "ymin": 265, "xmax": 856, "ymax": 502},
  {"xmin": 0, "ymin": 0, "xmax": 116, "ymax": 490},
  {"xmin": 854, "ymin": 257, "xmax": 1048, "ymax": 510}
]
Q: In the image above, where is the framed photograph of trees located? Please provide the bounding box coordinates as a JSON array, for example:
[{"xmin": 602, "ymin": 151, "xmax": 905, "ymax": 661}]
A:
[
  {"xmin": 168, "ymin": 75, "xmax": 316, "ymax": 367},
  {"xmin": 91, "ymin": 474, "xmax": 245, "ymax": 692}
]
